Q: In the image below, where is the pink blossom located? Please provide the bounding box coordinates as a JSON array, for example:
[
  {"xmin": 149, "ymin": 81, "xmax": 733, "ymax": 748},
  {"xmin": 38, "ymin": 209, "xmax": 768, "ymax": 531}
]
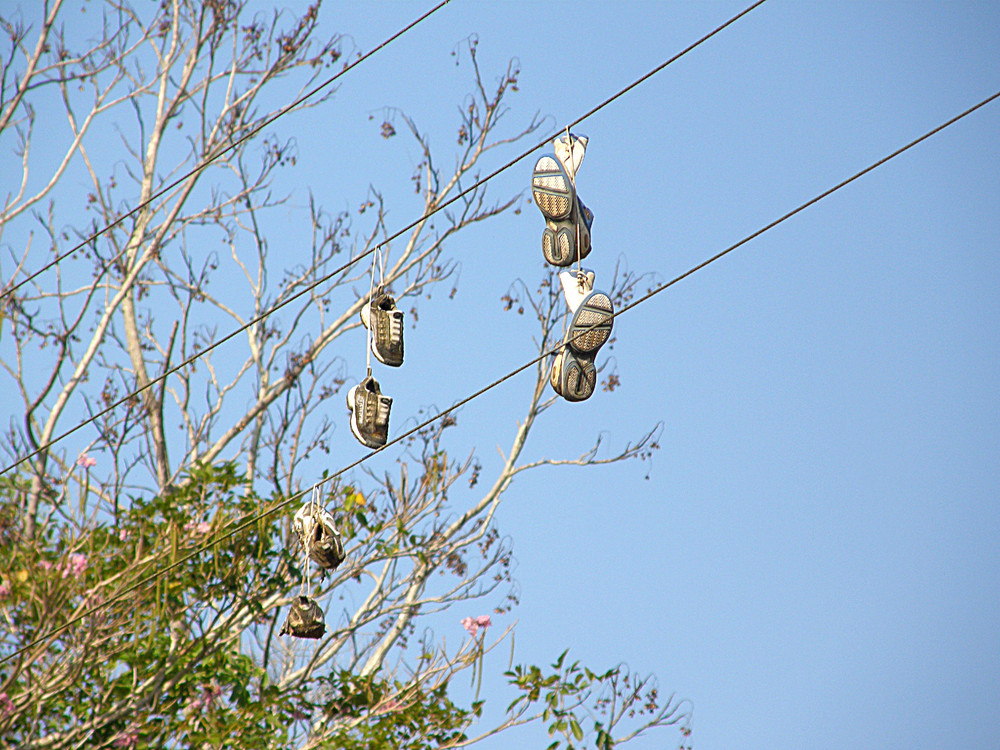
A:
[
  {"xmin": 118, "ymin": 528, "xmax": 129, "ymax": 542},
  {"xmin": 374, "ymin": 697, "xmax": 402, "ymax": 715},
  {"xmin": 111, "ymin": 725, "xmax": 139, "ymax": 748},
  {"xmin": 77, "ymin": 454, "xmax": 97, "ymax": 469},
  {"xmin": 183, "ymin": 520, "xmax": 211, "ymax": 535},
  {"xmin": 62, "ymin": 553, "xmax": 88, "ymax": 579},
  {"xmin": 0, "ymin": 692, "xmax": 13, "ymax": 718},
  {"xmin": 188, "ymin": 680, "xmax": 223, "ymax": 712},
  {"xmin": 0, "ymin": 581, "xmax": 10, "ymax": 599},
  {"xmin": 462, "ymin": 614, "xmax": 493, "ymax": 636},
  {"xmin": 38, "ymin": 560, "xmax": 54, "ymax": 571}
]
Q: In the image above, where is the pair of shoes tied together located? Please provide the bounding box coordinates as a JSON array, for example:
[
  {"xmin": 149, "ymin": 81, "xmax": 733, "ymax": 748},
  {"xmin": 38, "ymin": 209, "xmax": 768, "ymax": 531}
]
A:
[
  {"xmin": 293, "ymin": 502, "xmax": 345, "ymax": 571},
  {"xmin": 280, "ymin": 595, "xmax": 326, "ymax": 639},
  {"xmin": 347, "ymin": 374, "xmax": 392, "ymax": 449},
  {"xmin": 530, "ymin": 133, "xmax": 613, "ymax": 403},
  {"xmin": 550, "ymin": 269, "xmax": 614, "ymax": 403},
  {"xmin": 348, "ymin": 287, "xmax": 402, "ymax": 449}
]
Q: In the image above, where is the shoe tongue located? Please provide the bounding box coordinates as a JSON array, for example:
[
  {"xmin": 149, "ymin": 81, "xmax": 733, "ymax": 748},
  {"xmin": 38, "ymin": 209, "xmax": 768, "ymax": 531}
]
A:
[{"xmin": 554, "ymin": 135, "xmax": 586, "ymax": 178}]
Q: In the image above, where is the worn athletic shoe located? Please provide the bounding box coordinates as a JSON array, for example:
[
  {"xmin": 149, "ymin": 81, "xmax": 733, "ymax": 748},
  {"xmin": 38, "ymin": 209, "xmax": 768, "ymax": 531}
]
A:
[
  {"xmin": 541, "ymin": 196, "xmax": 593, "ymax": 267},
  {"xmin": 553, "ymin": 132, "xmax": 588, "ymax": 179},
  {"xmin": 293, "ymin": 503, "xmax": 345, "ymax": 571},
  {"xmin": 347, "ymin": 375, "xmax": 392, "ymax": 449},
  {"xmin": 550, "ymin": 346, "xmax": 597, "ymax": 403},
  {"xmin": 361, "ymin": 288, "xmax": 404, "ymax": 367},
  {"xmin": 567, "ymin": 289, "xmax": 613, "ymax": 355},
  {"xmin": 279, "ymin": 595, "xmax": 326, "ymax": 639},
  {"xmin": 532, "ymin": 155, "xmax": 575, "ymax": 222},
  {"xmin": 558, "ymin": 268, "xmax": 596, "ymax": 313}
]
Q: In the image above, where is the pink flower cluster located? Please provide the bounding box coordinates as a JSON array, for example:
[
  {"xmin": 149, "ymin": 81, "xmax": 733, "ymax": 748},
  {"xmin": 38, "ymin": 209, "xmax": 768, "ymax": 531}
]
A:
[
  {"xmin": 111, "ymin": 725, "xmax": 139, "ymax": 748},
  {"xmin": 374, "ymin": 697, "xmax": 402, "ymax": 716},
  {"xmin": 0, "ymin": 692, "xmax": 13, "ymax": 718},
  {"xmin": 36, "ymin": 554, "xmax": 89, "ymax": 578},
  {"xmin": 461, "ymin": 614, "xmax": 492, "ymax": 637},
  {"xmin": 188, "ymin": 680, "xmax": 223, "ymax": 712},
  {"xmin": 62, "ymin": 553, "xmax": 88, "ymax": 579},
  {"xmin": 77, "ymin": 453, "xmax": 97, "ymax": 469},
  {"xmin": 183, "ymin": 520, "xmax": 212, "ymax": 536}
]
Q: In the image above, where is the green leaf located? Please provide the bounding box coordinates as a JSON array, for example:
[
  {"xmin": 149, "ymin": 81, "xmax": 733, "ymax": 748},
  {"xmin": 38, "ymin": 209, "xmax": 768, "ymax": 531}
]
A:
[{"xmin": 552, "ymin": 649, "xmax": 568, "ymax": 670}]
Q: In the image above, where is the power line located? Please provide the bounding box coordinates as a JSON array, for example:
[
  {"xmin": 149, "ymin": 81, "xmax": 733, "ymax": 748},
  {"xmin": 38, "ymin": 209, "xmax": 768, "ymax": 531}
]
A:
[
  {"xmin": 0, "ymin": 0, "xmax": 767, "ymax": 478},
  {"xmin": 0, "ymin": 0, "xmax": 453, "ymax": 300},
  {"xmin": 4, "ymin": 85, "xmax": 996, "ymax": 668}
]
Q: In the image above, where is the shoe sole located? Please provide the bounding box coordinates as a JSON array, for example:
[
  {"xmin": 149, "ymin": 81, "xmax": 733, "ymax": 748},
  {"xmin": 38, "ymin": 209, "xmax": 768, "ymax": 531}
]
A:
[
  {"xmin": 543, "ymin": 222, "xmax": 587, "ymax": 267},
  {"xmin": 557, "ymin": 348, "xmax": 596, "ymax": 402},
  {"xmin": 532, "ymin": 156, "xmax": 574, "ymax": 221},
  {"xmin": 567, "ymin": 292, "xmax": 613, "ymax": 354},
  {"xmin": 550, "ymin": 349, "xmax": 564, "ymax": 396},
  {"xmin": 541, "ymin": 193, "xmax": 592, "ymax": 267}
]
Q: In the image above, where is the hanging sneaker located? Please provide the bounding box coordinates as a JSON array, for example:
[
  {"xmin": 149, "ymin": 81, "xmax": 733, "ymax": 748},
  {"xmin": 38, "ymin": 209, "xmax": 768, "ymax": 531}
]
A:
[
  {"xmin": 566, "ymin": 289, "xmax": 613, "ymax": 355},
  {"xmin": 347, "ymin": 375, "xmax": 392, "ymax": 449},
  {"xmin": 360, "ymin": 288, "xmax": 404, "ymax": 367},
  {"xmin": 293, "ymin": 503, "xmax": 345, "ymax": 571},
  {"xmin": 279, "ymin": 595, "xmax": 326, "ymax": 639},
  {"xmin": 558, "ymin": 268, "xmax": 596, "ymax": 313},
  {"xmin": 550, "ymin": 346, "xmax": 597, "ymax": 403},
  {"xmin": 541, "ymin": 196, "xmax": 593, "ymax": 267},
  {"xmin": 553, "ymin": 132, "xmax": 588, "ymax": 179},
  {"xmin": 531, "ymin": 155, "xmax": 575, "ymax": 222}
]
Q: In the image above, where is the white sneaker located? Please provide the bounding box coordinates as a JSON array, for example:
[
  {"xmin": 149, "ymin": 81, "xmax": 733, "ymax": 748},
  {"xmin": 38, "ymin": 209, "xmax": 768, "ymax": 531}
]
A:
[
  {"xmin": 559, "ymin": 268, "xmax": 596, "ymax": 313},
  {"xmin": 553, "ymin": 132, "xmax": 588, "ymax": 180}
]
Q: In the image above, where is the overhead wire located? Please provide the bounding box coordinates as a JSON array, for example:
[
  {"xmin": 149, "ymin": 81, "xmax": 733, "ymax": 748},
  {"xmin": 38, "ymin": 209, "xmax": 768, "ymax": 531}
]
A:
[
  {"xmin": 3, "ymin": 85, "xmax": 997, "ymax": 668},
  {"xmin": 0, "ymin": 0, "xmax": 454, "ymax": 300},
  {"xmin": 0, "ymin": 0, "xmax": 768, "ymax": 477}
]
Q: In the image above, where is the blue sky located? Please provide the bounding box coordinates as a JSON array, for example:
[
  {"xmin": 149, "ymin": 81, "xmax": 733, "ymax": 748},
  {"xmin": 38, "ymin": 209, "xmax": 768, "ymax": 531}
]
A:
[
  {"xmin": 6, "ymin": 1, "xmax": 999, "ymax": 748},
  {"xmin": 308, "ymin": 3, "xmax": 997, "ymax": 748}
]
